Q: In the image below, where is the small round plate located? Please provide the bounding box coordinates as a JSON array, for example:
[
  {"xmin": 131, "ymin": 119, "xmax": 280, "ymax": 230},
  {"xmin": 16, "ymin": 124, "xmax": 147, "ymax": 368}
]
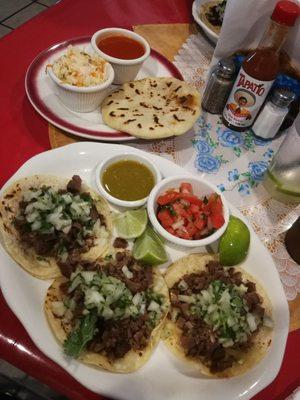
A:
[{"xmin": 25, "ymin": 36, "xmax": 183, "ymax": 142}]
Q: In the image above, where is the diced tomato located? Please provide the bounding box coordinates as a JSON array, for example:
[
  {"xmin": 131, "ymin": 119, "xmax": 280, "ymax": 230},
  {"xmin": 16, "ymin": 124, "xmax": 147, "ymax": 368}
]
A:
[
  {"xmin": 156, "ymin": 183, "xmax": 224, "ymax": 240},
  {"xmin": 194, "ymin": 216, "xmax": 206, "ymax": 231},
  {"xmin": 157, "ymin": 191, "xmax": 180, "ymax": 206},
  {"xmin": 208, "ymin": 194, "xmax": 223, "ymax": 214},
  {"xmin": 190, "ymin": 204, "xmax": 200, "ymax": 214},
  {"xmin": 175, "ymin": 228, "xmax": 191, "ymax": 240},
  {"xmin": 210, "ymin": 213, "xmax": 225, "ymax": 229},
  {"xmin": 185, "ymin": 222, "xmax": 198, "ymax": 237},
  {"xmin": 180, "ymin": 182, "xmax": 193, "ymax": 194},
  {"xmin": 180, "ymin": 193, "xmax": 203, "ymax": 207},
  {"xmin": 172, "ymin": 202, "xmax": 190, "ymax": 220},
  {"xmin": 157, "ymin": 209, "xmax": 174, "ymax": 228},
  {"xmin": 166, "ymin": 227, "xmax": 175, "ymax": 235}
]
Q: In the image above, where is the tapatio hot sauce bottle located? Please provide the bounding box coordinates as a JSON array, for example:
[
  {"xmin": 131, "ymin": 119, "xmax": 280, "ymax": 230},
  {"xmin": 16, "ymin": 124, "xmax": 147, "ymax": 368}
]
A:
[{"xmin": 222, "ymin": 0, "xmax": 299, "ymax": 132}]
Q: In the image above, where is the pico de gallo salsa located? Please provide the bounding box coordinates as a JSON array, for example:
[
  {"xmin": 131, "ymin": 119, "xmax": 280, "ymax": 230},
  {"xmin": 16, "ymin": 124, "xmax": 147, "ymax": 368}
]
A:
[{"xmin": 156, "ymin": 182, "xmax": 225, "ymax": 240}]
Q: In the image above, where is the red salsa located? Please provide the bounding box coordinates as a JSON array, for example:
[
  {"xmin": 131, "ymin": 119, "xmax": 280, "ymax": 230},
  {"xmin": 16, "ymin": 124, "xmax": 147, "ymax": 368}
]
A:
[
  {"xmin": 97, "ymin": 35, "xmax": 145, "ymax": 60},
  {"xmin": 156, "ymin": 182, "xmax": 225, "ymax": 240}
]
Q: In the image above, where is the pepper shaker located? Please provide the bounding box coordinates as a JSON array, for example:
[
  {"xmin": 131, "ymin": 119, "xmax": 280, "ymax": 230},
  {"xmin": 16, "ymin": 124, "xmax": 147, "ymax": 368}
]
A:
[
  {"xmin": 202, "ymin": 58, "xmax": 236, "ymax": 114},
  {"xmin": 252, "ymin": 87, "xmax": 296, "ymax": 139}
]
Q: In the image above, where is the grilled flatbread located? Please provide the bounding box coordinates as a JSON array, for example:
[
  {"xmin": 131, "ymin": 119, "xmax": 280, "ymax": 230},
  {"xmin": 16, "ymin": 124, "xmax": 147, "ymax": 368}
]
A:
[
  {"xmin": 0, "ymin": 175, "xmax": 112, "ymax": 279},
  {"xmin": 101, "ymin": 77, "xmax": 200, "ymax": 139},
  {"xmin": 45, "ymin": 252, "xmax": 170, "ymax": 372},
  {"xmin": 163, "ymin": 253, "xmax": 273, "ymax": 378}
]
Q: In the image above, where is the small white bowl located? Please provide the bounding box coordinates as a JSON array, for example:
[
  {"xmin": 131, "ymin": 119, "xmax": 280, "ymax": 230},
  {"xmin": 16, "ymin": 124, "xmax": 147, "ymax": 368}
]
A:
[
  {"xmin": 147, "ymin": 175, "xmax": 230, "ymax": 248},
  {"xmin": 95, "ymin": 153, "xmax": 161, "ymax": 208},
  {"xmin": 91, "ymin": 28, "xmax": 151, "ymax": 84},
  {"xmin": 192, "ymin": 0, "xmax": 219, "ymax": 44},
  {"xmin": 47, "ymin": 62, "xmax": 115, "ymax": 112}
]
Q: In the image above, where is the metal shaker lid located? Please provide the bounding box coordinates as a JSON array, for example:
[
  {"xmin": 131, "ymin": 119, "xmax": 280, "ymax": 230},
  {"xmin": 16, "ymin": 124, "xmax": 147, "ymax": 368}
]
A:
[
  {"xmin": 216, "ymin": 58, "xmax": 236, "ymax": 78},
  {"xmin": 271, "ymin": 87, "xmax": 296, "ymax": 107}
]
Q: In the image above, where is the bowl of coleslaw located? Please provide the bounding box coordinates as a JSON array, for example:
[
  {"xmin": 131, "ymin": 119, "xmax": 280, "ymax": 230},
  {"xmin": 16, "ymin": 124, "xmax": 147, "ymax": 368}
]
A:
[{"xmin": 47, "ymin": 45, "xmax": 114, "ymax": 112}]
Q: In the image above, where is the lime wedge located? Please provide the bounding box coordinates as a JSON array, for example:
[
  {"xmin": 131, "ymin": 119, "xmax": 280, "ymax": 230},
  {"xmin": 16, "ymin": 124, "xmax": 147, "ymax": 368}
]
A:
[
  {"xmin": 219, "ymin": 216, "xmax": 250, "ymax": 266},
  {"xmin": 133, "ymin": 226, "xmax": 168, "ymax": 265},
  {"xmin": 114, "ymin": 209, "xmax": 147, "ymax": 239}
]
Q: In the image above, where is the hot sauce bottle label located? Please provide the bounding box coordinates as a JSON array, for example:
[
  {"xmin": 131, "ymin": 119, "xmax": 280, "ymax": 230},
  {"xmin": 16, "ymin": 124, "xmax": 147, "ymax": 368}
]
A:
[{"xmin": 223, "ymin": 68, "xmax": 274, "ymax": 128}]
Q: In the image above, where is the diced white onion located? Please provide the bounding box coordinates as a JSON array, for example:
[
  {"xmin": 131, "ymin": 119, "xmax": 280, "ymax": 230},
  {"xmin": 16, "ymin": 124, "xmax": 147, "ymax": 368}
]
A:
[
  {"xmin": 178, "ymin": 294, "xmax": 195, "ymax": 304},
  {"xmin": 31, "ymin": 220, "xmax": 42, "ymax": 231},
  {"xmin": 263, "ymin": 316, "xmax": 274, "ymax": 328},
  {"xmin": 148, "ymin": 300, "xmax": 160, "ymax": 312},
  {"xmin": 85, "ymin": 288, "xmax": 105, "ymax": 306},
  {"xmin": 102, "ymin": 307, "xmax": 114, "ymax": 319},
  {"xmin": 122, "ymin": 265, "xmax": 133, "ymax": 279},
  {"xmin": 171, "ymin": 308, "xmax": 179, "ymax": 322},
  {"xmin": 171, "ymin": 219, "xmax": 184, "ymax": 230},
  {"xmin": 132, "ymin": 292, "xmax": 142, "ymax": 306},
  {"xmin": 178, "ymin": 280, "xmax": 188, "ymax": 291},
  {"xmin": 51, "ymin": 301, "xmax": 66, "ymax": 317},
  {"xmin": 61, "ymin": 194, "xmax": 72, "ymax": 204},
  {"xmin": 247, "ymin": 313, "xmax": 257, "ymax": 332},
  {"xmin": 207, "ymin": 304, "xmax": 217, "ymax": 314},
  {"xmin": 81, "ymin": 271, "xmax": 96, "ymax": 284},
  {"xmin": 63, "ymin": 309, "xmax": 73, "ymax": 322},
  {"xmin": 23, "ymin": 189, "xmax": 42, "ymax": 202},
  {"xmin": 68, "ymin": 275, "xmax": 82, "ymax": 292},
  {"xmin": 222, "ymin": 339, "xmax": 234, "ymax": 348}
]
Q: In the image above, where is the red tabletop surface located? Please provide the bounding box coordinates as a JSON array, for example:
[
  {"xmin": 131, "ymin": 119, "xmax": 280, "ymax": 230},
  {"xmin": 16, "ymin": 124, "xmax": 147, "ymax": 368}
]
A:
[{"xmin": 0, "ymin": 1, "xmax": 299, "ymax": 399}]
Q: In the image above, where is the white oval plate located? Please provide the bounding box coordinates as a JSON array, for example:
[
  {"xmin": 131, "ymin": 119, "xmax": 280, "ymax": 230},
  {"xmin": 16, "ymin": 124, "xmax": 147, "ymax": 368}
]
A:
[
  {"xmin": 25, "ymin": 37, "xmax": 183, "ymax": 142},
  {"xmin": 0, "ymin": 142, "xmax": 288, "ymax": 400}
]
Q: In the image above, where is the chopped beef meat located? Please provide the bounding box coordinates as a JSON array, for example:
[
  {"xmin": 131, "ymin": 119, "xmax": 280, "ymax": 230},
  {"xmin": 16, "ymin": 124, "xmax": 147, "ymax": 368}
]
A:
[
  {"xmin": 245, "ymin": 281, "xmax": 256, "ymax": 292},
  {"xmin": 170, "ymin": 260, "xmax": 264, "ymax": 373},
  {"xmin": 72, "ymin": 289, "xmax": 84, "ymax": 318},
  {"xmin": 113, "ymin": 237, "xmax": 128, "ymax": 249},
  {"xmin": 60, "ymin": 281, "xmax": 69, "ymax": 294},
  {"xmin": 179, "ymin": 313, "xmax": 237, "ymax": 372},
  {"xmin": 253, "ymin": 304, "xmax": 265, "ymax": 317},
  {"xmin": 98, "ymin": 252, "xmax": 153, "ymax": 294},
  {"xmin": 88, "ymin": 314, "xmax": 151, "ymax": 360},
  {"xmin": 174, "ymin": 260, "xmax": 230, "ymax": 294},
  {"xmin": 58, "ymin": 260, "xmax": 74, "ymax": 278},
  {"xmin": 66, "ymin": 175, "xmax": 82, "ymax": 193},
  {"xmin": 210, "ymin": 348, "xmax": 235, "ymax": 373},
  {"xmin": 244, "ymin": 292, "xmax": 261, "ymax": 311},
  {"xmin": 89, "ymin": 205, "xmax": 99, "ymax": 221},
  {"xmin": 33, "ymin": 235, "xmax": 56, "ymax": 256}
]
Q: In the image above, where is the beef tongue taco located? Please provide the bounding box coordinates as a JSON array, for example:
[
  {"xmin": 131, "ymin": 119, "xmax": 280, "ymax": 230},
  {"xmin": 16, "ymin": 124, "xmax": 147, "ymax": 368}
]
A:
[
  {"xmin": 163, "ymin": 253, "xmax": 273, "ymax": 377},
  {"xmin": 44, "ymin": 250, "xmax": 170, "ymax": 372},
  {"xmin": 0, "ymin": 175, "xmax": 112, "ymax": 279}
]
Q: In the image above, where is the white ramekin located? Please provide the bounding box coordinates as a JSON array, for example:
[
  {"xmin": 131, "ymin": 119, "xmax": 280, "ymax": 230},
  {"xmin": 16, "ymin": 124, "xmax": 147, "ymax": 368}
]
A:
[
  {"xmin": 147, "ymin": 175, "xmax": 230, "ymax": 248},
  {"xmin": 91, "ymin": 28, "xmax": 151, "ymax": 84},
  {"xmin": 95, "ymin": 153, "xmax": 162, "ymax": 208},
  {"xmin": 47, "ymin": 62, "xmax": 114, "ymax": 112}
]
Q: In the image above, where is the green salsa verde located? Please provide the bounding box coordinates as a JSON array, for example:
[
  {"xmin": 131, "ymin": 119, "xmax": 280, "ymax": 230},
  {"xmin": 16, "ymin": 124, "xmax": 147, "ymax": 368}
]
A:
[{"xmin": 102, "ymin": 160, "xmax": 155, "ymax": 201}]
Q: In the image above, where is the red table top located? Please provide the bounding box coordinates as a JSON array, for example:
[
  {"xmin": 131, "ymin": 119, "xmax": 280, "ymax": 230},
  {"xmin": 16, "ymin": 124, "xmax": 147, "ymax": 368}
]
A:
[{"xmin": 0, "ymin": 1, "xmax": 299, "ymax": 399}]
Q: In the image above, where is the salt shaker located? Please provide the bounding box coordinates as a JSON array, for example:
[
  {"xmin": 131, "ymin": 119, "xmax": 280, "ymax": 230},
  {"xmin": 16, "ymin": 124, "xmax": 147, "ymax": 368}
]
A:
[
  {"xmin": 252, "ymin": 87, "xmax": 296, "ymax": 139},
  {"xmin": 202, "ymin": 58, "xmax": 236, "ymax": 114}
]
